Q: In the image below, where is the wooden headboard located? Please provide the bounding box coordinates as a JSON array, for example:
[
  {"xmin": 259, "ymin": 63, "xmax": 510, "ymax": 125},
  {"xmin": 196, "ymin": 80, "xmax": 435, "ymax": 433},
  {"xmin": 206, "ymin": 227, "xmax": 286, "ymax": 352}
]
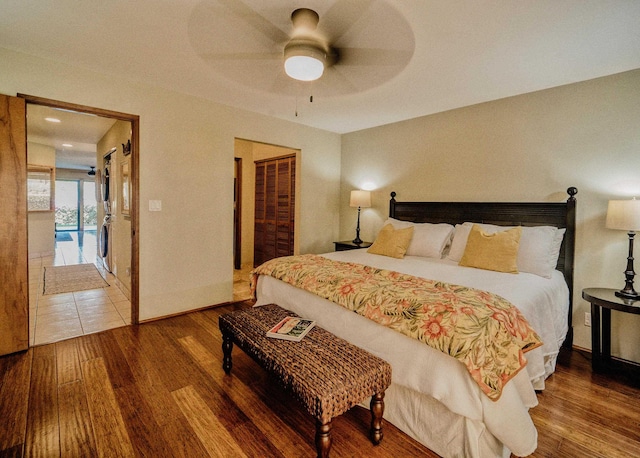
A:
[{"xmin": 389, "ymin": 187, "xmax": 577, "ymax": 348}]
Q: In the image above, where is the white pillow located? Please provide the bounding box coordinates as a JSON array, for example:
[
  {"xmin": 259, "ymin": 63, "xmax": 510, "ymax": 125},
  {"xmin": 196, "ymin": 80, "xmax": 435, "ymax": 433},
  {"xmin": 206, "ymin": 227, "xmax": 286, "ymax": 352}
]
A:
[
  {"xmin": 384, "ymin": 218, "xmax": 454, "ymax": 259},
  {"xmin": 447, "ymin": 222, "xmax": 565, "ymax": 278},
  {"xmin": 448, "ymin": 224, "xmax": 474, "ymax": 262},
  {"xmin": 550, "ymin": 228, "xmax": 566, "ymax": 270},
  {"xmin": 518, "ymin": 225, "xmax": 563, "ymax": 278}
]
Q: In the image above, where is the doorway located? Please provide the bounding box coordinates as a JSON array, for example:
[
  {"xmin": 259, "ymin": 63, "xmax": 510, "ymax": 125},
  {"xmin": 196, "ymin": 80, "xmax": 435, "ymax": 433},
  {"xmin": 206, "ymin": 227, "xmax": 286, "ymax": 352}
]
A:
[
  {"xmin": 232, "ymin": 139, "xmax": 300, "ymax": 302},
  {"xmin": 20, "ymin": 94, "xmax": 140, "ymax": 345}
]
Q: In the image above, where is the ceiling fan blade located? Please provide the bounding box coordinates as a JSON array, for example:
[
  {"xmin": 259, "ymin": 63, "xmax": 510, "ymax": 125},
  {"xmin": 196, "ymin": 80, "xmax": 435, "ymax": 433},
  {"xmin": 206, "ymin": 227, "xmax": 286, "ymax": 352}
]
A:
[
  {"xmin": 200, "ymin": 52, "xmax": 281, "ymax": 61},
  {"xmin": 270, "ymin": 71, "xmax": 296, "ymax": 94},
  {"xmin": 215, "ymin": 0, "xmax": 290, "ymax": 44},
  {"xmin": 320, "ymin": 0, "xmax": 374, "ymax": 42},
  {"xmin": 335, "ymin": 47, "xmax": 413, "ymax": 67},
  {"xmin": 319, "ymin": 66, "xmax": 359, "ymax": 95},
  {"xmin": 187, "ymin": 0, "xmax": 414, "ymax": 99}
]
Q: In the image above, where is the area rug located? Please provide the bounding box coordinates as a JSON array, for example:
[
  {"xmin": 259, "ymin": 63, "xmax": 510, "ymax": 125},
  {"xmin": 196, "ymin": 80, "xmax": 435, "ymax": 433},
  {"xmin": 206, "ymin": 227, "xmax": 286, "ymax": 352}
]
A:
[
  {"xmin": 43, "ymin": 264, "xmax": 109, "ymax": 295},
  {"xmin": 55, "ymin": 232, "xmax": 73, "ymax": 242}
]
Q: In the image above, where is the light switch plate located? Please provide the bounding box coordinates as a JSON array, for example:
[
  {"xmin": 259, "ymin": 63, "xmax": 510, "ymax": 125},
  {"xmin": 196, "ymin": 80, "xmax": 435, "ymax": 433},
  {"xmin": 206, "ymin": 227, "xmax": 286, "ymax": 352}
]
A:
[{"xmin": 149, "ymin": 200, "xmax": 162, "ymax": 211}]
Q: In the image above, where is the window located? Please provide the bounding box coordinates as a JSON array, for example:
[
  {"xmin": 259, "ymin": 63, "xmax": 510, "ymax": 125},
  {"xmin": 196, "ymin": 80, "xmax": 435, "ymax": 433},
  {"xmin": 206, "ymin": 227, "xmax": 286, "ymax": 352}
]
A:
[{"xmin": 27, "ymin": 166, "xmax": 54, "ymax": 212}]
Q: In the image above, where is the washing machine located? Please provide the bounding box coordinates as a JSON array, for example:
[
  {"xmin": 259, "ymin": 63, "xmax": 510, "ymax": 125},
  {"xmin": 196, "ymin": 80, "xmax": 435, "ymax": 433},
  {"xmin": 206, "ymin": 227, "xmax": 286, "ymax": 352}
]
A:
[{"xmin": 99, "ymin": 215, "xmax": 112, "ymax": 272}]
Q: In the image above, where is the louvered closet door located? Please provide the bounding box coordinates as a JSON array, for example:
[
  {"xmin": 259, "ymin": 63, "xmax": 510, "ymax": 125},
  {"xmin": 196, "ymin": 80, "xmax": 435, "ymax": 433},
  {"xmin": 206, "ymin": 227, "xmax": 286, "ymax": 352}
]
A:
[
  {"xmin": 254, "ymin": 161, "xmax": 266, "ymax": 266},
  {"xmin": 254, "ymin": 155, "xmax": 295, "ymax": 267}
]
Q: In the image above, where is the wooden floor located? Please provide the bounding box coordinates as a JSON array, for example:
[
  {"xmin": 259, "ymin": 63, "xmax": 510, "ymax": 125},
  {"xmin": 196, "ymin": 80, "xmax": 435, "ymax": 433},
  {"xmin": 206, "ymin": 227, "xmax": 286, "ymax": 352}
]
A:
[{"xmin": 1, "ymin": 301, "xmax": 640, "ymax": 458}]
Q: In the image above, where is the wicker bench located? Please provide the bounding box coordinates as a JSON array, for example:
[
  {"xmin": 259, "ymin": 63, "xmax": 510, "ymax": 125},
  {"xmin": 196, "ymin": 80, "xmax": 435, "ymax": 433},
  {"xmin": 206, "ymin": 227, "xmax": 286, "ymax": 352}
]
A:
[{"xmin": 219, "ymin": 304, "xmax": 392, "ymax": 458}]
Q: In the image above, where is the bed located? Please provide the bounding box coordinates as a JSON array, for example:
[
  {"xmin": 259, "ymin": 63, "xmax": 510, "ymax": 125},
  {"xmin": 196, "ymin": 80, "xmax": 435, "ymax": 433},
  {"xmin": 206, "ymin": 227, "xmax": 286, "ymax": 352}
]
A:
[{"xmin": 253, "ymin": 188, "xmax": 577, "ymax": 457}]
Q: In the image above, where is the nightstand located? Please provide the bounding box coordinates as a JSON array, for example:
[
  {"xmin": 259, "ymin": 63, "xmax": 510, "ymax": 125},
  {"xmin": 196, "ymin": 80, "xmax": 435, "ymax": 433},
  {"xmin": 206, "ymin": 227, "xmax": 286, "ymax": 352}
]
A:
[
  {"xmin": 334, "ymin": 241, "xmax": 372, "ymax": 251},
  {"xmin": 582, "ymin": 287, "xmax": 640, "ymax": 373}
]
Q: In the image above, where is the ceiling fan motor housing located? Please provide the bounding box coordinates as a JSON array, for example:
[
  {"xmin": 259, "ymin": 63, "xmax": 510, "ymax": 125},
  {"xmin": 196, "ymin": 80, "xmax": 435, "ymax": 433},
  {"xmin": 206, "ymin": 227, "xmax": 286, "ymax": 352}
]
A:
[{"xmin": 290, "ymin": 8, "xmax": 319, "ymax": 32}]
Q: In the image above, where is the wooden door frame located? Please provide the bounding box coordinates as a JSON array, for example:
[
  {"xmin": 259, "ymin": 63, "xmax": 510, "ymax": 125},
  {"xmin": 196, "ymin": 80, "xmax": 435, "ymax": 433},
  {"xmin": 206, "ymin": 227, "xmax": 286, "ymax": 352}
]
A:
[
  {"xmin": 18, "ymin": 94, "xmax": 141, "ymax": 325},
  {"xmin": 234, "ymin": 157, "xmax": 242, "ymax": 270},
  {"xmin": 0, "ymin": 95, "xmax": 28, "ymax": 355}
]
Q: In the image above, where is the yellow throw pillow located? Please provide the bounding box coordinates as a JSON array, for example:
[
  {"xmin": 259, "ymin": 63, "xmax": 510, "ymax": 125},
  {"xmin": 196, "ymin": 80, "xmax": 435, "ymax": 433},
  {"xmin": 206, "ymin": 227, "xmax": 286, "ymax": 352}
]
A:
[
  {"xmin": 459, "ymin": 224, "xmax": 522, "ymax": 273},
  {"xmin": 367, "ymin": 224, "xmax": 414, "ymax": 259}
]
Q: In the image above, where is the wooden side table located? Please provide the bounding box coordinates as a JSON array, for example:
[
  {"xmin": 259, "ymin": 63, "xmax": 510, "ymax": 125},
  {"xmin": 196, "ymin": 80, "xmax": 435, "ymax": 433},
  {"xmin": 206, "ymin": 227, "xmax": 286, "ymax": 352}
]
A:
[
  {"xmin": 334, "ymin": 241, "xmax": 372, "ymax": 251},
  {"xmin": 582, "ymin": 288, "xmax": 640, "ymax": 372}
]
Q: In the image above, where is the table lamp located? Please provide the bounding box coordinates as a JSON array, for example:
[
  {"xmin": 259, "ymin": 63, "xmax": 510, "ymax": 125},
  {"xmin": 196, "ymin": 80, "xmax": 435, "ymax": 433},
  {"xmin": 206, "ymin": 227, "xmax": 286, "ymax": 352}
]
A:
[
  {"xmin": 350, "ymin": 190, "xmax": 371, "ymax": 244},
  {"xmin": 606, "ymin": 198, "xmax": 640, "ymax": 299}
]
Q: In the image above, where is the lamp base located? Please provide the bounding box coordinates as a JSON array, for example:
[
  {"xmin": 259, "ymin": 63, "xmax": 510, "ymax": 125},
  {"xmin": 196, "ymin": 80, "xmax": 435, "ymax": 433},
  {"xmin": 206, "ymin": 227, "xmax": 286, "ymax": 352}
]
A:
[
  {"xmin": 615, "ymin": 289, "xmax": 640, "ymax": 300},
  {"xmin": 616, "ymin": 231, "xmax": 638, "ymax": 301},
  {"xmin": 353, "ymin": 205, "xmax": 363, "ymax": 245}
]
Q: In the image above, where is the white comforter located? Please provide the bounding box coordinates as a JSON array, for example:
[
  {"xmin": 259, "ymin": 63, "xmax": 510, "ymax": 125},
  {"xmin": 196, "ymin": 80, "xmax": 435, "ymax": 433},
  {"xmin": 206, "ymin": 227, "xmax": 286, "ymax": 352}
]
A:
[{"xmin": 255, "ymin": 250, "xmax": 570, "ymax": 457}]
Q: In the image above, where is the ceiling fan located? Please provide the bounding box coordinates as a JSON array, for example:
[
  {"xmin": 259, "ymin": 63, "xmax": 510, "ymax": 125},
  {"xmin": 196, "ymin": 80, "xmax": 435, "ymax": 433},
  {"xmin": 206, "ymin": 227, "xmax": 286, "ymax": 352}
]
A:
[
  {"xmin": 283, "ymin": 8, "xmax": 332, "ymax": 82},
  {"xmin": 188, "ymin": 0, "xmax": 414, "ymax": 97}
]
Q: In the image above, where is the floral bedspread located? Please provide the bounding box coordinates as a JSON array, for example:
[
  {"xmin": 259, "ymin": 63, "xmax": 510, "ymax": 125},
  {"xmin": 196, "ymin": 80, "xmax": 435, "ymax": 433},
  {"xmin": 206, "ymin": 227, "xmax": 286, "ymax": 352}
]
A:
[{"xmin": 251, "ymin": 254, "xmax": 542, "ymax": 401}]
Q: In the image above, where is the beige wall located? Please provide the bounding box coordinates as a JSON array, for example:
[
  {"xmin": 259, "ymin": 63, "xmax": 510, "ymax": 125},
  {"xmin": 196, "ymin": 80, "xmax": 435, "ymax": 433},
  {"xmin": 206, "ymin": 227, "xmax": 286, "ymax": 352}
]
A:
[
  {"xmin": 27, "ymin": 142, "xmax": 55, "ymax": 257},
  {"xmin": 341, "ymin": 69, "xmax": 640, "ymax": 359},
  {"xmin": 234, "ymin": 139, "xmax": 254, "ymax": 267},
  {"xmin": 0, "ymin": 48, "xmax": 341, "ymax": 322},
  {"xmin": 97, "ymin": 120, "xmax": 132, "ymax": 297}
]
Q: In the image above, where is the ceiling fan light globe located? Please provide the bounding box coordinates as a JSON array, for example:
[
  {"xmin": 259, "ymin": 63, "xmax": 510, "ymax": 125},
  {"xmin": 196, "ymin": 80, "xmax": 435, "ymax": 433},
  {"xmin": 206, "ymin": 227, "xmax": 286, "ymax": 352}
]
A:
[
  {"xmin": 284, "ymin": 55, "xmax": 324, "ymax": 81},
  {"xmin": 283, "ymin": 42, "xmax": 326, "ymax": 81}
]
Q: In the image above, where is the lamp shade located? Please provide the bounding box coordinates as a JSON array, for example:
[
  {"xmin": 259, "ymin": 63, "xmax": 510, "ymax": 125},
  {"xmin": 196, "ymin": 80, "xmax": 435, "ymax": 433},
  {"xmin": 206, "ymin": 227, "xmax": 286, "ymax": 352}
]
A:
[
  {"xmin": 606, "ymin": 198, "xmax": 640, "ymax": 231},
  {"xmin": 350, "ymin": 190, "xmax": 371, "ymax": 208}
]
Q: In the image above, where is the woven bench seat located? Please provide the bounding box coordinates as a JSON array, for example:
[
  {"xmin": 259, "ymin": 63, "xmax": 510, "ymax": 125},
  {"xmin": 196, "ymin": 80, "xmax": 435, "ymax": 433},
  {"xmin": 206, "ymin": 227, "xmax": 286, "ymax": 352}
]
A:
[{"xmin": 219, "ymin": 304, "xmax": 392, "ymax": 458}]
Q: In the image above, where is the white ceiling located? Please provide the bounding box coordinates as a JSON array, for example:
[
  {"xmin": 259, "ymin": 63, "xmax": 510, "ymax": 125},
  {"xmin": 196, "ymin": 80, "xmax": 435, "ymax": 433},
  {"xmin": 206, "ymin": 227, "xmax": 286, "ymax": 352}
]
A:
[
  {"xmin": 3, "ymin": 0, "xmax": 640, "ymax": 136},
  {"xmin": 26, "ymin": 105, "xmax": 116, "ymax": 170}
]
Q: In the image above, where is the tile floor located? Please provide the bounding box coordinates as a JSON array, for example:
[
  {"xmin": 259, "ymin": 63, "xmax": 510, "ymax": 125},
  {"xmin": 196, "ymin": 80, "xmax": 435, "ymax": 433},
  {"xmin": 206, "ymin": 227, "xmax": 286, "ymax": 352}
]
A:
[
  {"xmin": 29, "ymin": 231, "xmax": 131, "ymax": 346},
  {"xmin": 233, "ymin": 263, "xmax": 254, "ymax": 302}
]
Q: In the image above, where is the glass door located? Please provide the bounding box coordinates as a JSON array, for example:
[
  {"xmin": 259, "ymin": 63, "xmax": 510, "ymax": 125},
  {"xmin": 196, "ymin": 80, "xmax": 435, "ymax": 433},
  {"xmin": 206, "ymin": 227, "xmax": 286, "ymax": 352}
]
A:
[{"xmin": 55, "ymin": 180, "xmax": 80, "ymax": 231}]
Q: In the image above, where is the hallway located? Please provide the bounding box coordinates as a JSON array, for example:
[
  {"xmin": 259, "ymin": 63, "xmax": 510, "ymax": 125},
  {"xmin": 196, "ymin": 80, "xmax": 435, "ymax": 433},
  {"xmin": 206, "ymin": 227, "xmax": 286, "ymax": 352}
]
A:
[{"xmin": 29, "ymin": 231, "xmax": 131, "ymax": 346}]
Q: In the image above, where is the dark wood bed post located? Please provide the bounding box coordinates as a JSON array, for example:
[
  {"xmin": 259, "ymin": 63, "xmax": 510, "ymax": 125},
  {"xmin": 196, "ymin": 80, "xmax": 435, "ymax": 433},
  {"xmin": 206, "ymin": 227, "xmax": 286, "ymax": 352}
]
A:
[
  {"xmin": 388, "ymin": 187, "xmax": 578, "ymax": 350},
  {"xmin": 389, "ymin": 191, "xmax": 397, "ymax": 218},
  {"xmin": 564, "ymin": 187, "xmax": 578, "ymax": 348}
]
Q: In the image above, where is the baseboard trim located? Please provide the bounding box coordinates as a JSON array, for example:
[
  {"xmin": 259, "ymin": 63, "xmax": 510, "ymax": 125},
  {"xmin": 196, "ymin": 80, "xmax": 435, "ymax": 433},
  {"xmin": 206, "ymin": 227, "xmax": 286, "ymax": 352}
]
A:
[{"xmin": 138, "ymin": 299, "xmax": 254, "ymax": 324}]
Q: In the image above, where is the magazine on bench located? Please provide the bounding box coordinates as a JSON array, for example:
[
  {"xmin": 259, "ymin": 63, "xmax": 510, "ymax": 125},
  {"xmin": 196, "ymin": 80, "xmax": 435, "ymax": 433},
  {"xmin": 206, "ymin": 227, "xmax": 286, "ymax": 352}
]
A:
[{"xmin": 267, "ymin": 316, "xmax": 316, "ymax": 342}]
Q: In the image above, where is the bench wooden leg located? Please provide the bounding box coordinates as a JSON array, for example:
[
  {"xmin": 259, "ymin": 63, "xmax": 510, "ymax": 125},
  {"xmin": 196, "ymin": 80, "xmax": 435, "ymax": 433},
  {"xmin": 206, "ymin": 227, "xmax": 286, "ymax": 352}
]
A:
[
  {"xmin": 315, "ymin": 420, "xmax": 332, "ymax": 458},
  {"xmin": 222, "ymin": 333, "xmax": 233, "ymax": 374},
  {"xmin": 370, "ymin": 391, "xmax": 385, "ymax": 445}
]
